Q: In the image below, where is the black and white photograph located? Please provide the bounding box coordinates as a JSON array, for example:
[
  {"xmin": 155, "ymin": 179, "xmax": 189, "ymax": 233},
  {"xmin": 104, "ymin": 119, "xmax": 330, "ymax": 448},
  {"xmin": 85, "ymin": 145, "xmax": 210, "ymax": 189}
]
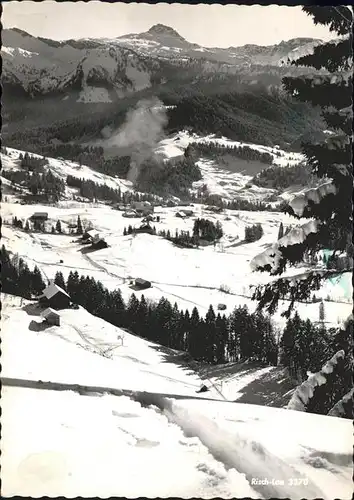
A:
[{"xmin": 1, "ymin": 2, "xmax": 353, "ymax": 498}]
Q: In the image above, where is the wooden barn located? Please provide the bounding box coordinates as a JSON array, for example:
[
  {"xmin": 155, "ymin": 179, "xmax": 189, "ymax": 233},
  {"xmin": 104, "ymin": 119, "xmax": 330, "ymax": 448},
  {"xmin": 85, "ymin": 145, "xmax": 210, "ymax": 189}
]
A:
[
  {"xmin": 123, "ymin": 210, "xmax": 139, "ymax": 218},
  {"xmin": 30, "ymin": 212, "xmax": 48, "ymax": 222},
  {"xmin": 132, "ymin": 223, "xmax": 154, "ymax": 235},
  {"xmin": 131, "ymin": 201, "xmax": 154, "ymax": 216},
  {"xmin": 39, "ymin": 282, "xmax": 71, "ymax": 310},
  {"xmin": 40, "ymin": 307, "xmax": 61, "ymax": 326},
  {"xmin": 91, "ymin": 238, "xmax": 108, "ymax": 250},
  {"xmin": 176, "ymin": 210, "xmax": 193, "ymax": 218},
  {"xmin": 82, "ymin": 229, "xmax": 101, "ymax": 244},
  {"xmin": 135, "ymin": 278, "xmax": 152, "ymax": 290},
  {"xmin": 181, "ymin": 209, "xmax": 194, "ymax": 217},
  {"xmin": 30, "ymin": 212, "xmax": 48, "ymax": 230}
]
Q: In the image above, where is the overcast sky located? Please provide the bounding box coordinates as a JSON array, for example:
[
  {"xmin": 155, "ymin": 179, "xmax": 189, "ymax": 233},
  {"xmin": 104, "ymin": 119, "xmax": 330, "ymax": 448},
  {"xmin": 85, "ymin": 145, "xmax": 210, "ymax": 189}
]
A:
[{"xmin": 3, "ymin": 1, "xmax": 336, "ymax": 48}]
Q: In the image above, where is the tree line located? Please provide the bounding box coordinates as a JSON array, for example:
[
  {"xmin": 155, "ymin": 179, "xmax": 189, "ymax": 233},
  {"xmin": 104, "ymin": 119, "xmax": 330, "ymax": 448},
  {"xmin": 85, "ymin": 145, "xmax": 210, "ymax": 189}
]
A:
[
  {"xmin": 1, "ymin": 245, "xmax": 46, "ymax": 298},
  {"xmin": 166, "ymin": 91, "xmax": 323, "ymax": 148},
  {"xmin": 2, "ymin": 168, "xmax": 65, "ymax": 202},
  {"xmin": 135, "ymin": 155, "xmax": 202, "ymax": 198},
  {"xmin": 196, "ymin": 189, "xmax": 288, "ymax": 213},
  {"xmin": 19, "ymin": 152, "xmax": 48, "ymax": 171},
  {"xmin": 187, "ymin": 141, "xmax": 273, "ymax": 165},
  {"xmin": 66, "ymin": 175, "xmax": 160, "ymax": 205},
  {"xmin": 252, "ymin": 162, "xmax": 319, "ymax": 190},
  {"xmin": 2, "ymin": 242, "xmax": 343, "ymax": 378},
  {"xmin": 56, "ymin": 270, "xmax": 278, "ymax": 365}
]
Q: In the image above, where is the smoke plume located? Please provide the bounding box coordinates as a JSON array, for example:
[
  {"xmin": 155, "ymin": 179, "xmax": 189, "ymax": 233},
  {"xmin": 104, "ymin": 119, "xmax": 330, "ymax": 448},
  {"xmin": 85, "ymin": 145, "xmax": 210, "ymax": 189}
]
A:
[{"xmin": 106, "ymin": 97, "xmax": 168, "ymax": 184}]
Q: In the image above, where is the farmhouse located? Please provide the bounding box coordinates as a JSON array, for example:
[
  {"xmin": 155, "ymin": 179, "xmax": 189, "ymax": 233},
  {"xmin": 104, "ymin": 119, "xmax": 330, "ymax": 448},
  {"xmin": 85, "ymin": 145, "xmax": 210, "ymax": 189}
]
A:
[
  {"xmin": 114, "ymin": 204, "xmax": 127, "ymax": 211},
  {"xmin": 142, "ymin": 215, "xmax": 154, "ymax": 223},
  {"xmin": 30, "ymin": 212, "xmax": 48, "ymax": 222},
  {"xmin": 131, "ymin": 201, "xmax": 154, "ymax": 216},
  {"xmin": 123, "ymin": 210, "xmax": 139, "ymax": 218},
  {"xmin": 40, "ymin": 308, "xmax": 61, "ymax": 326},
  {"xmin": 181, "ymin": 209, "xmax": 194, "ymax": 217},
  {"xmin": 176, "ymin": 210, "xmax": 193, "ymax": 218},
  {"xmin": 91, "ymin": 237, "xmax": 108, "ymax": 250},
  {"xmin": 82, "ymin": 229, "xmax": 100, "ymax": 243},
  {"xmin": 135, "ymin": 278, "xmax": 152, "ymax": 290},
  {"xmin": 132, "ymin": 223, "xmax": 155, "ymax": 235},
  {"xmin": 39, "ymin": 282, "xmax": 71, "ymax": 310},
  {"xmin": 207, "ymin": 206, "xmax": 223, "ymax": 213},
  {"xmin": 30, "ymin": 212, "xmax": 48, "ymax": 230}
]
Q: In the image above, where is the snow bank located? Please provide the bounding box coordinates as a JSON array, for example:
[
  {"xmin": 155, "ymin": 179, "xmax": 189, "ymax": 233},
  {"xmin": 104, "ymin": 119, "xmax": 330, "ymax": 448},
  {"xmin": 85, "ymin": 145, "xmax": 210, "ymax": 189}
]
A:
[
  {"xmin": 289, "ymin": 182, "xmax": 337, "ymax": 217},
  {"xmin": 250, "ymin": 220, "xmax": 318, "ymax": 272}
]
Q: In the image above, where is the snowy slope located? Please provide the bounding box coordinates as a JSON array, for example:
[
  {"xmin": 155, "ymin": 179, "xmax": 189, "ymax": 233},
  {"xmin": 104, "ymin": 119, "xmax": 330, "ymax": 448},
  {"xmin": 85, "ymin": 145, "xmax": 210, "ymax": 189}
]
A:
[
  {"xmin": 1, "ymin": 147, "xmax": 133, "ymax": 196},
  {"xmin": 153, "ymin": 131, "xmax": 304, "ymax": 201},
  {"xmin": 155, "ymin": 131, "xmax": 304, "ymax": 167},
  {"xmin": 2, "ymin": 294, "xmax": 352, "ymax": 498}
]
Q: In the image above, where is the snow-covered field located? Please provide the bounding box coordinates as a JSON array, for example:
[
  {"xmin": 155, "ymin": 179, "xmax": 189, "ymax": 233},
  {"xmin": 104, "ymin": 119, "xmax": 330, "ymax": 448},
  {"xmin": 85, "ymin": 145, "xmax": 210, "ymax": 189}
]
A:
[
  {"xmin": 2, "ymin": 294, "xmax": 352, "ymax": 498},
  {"xmin": 1, "ymin": 197, "xmax": 351, "ymax": 328}
]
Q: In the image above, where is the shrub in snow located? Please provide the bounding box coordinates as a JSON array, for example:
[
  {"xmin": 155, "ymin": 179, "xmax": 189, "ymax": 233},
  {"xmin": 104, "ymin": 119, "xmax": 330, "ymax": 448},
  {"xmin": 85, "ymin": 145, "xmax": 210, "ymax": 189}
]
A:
[
  {"xmin": 327, "ymin": 388, "xmax": 353, "ymax": 418},
  {"xmin": 219, "ymin": 284, "xmax": 231, "ymax": 294},
  {"xmin": 287, "ymin": 317, "xmax": 353, "ymax": 417},
  {"xmin": 287, "ymin": 350, "xmax": 345, "ymax": 412},
  {"xmin": 245, "ymin": 223, "xmax": 263, "ymax": 243}
]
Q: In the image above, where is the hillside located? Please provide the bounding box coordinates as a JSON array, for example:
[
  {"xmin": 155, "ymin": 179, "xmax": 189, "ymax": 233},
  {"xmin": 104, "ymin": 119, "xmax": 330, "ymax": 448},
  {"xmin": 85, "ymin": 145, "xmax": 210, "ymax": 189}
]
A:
[
  {"xmin": 2, "ymin": 25, "xmax": 325, "ymax": 149},
  {"xmin": 2, "ymin": 293, "xmax": 352, "ymax": 498}
]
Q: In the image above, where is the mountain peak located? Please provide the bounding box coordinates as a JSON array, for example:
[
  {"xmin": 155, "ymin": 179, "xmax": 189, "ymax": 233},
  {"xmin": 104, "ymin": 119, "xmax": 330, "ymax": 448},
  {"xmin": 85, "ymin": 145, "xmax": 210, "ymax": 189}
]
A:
[{"xmin": 147, "ymin": 24, "xmax": 185, "ymax": 40}]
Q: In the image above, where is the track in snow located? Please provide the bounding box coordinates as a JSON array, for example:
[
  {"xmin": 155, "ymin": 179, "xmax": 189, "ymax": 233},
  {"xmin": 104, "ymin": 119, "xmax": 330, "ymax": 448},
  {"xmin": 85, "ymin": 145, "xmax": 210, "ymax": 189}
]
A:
[{"xmin": 135, "ymin": 394, "xmax": 327, "ymax": 500}]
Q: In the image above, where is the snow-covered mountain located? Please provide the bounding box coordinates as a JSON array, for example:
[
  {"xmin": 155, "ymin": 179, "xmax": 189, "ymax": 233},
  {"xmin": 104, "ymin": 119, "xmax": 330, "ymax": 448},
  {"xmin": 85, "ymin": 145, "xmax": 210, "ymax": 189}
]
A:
[
  {"xmin": 117, "ymin": 25, "xmax": 322, "ymax": 66},
  {"xmin": 2, "ymin": 25, "xmax": 323, "ymax": 101},
  {"xmin": 2, "ymin": 28, "xmax": 153, "ymax": 100}
]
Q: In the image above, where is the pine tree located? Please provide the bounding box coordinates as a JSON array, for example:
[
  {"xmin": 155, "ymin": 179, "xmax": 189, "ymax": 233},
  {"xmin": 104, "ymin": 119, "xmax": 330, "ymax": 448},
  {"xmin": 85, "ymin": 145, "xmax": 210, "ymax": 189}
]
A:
[
  {"xmin": 66, "ymin": 270, "xmax": 80, "ymax": 302},
  {"xmin": 188, "ymin": 307, "xmax": 201, "ymax": 359},
  {"xmin": 126, "ymin": 293, "xmax": 140, "ymax": 332},
  {"xmin": 31, "ymin": 265, "xmax": 46, "ymax": 295},
  {"xmin": 319, "ymin": 300, "xmax": 325, "ymax": 323},
  {"xmin": 54, "ymin": 271, "xmax": 67, "ymax": 291},
  {"xmin": 77, "ymin": 215, "xmax": 83, "ymax": 235},
  {"xmin": 25, "ymin": 220, "xmax": 30, "ymax": 232},
  {"xmin": 205, "ymin": 305, "xmax": 217, "ymax": 363},
  {"xmin": 110, "ymin": 289, "xmax": 126, "ymax": 327},
  {"xmin": 278, "ymin": 222, "xmax": 284, "ymax": 240},
  {"xmin": 136, "ymin": 295, "xmax": 149, "ymax": 337},
  {"xmin": 56, "ymin": 220, "xmax": 62, "ymax": 233},
  {"xmin": 215, "ymin": 314, "xmax": 228, "ymax": 363},
  {"xmin": 252, "ymin": 6, "xmax": 353, "ymax": 317}
]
